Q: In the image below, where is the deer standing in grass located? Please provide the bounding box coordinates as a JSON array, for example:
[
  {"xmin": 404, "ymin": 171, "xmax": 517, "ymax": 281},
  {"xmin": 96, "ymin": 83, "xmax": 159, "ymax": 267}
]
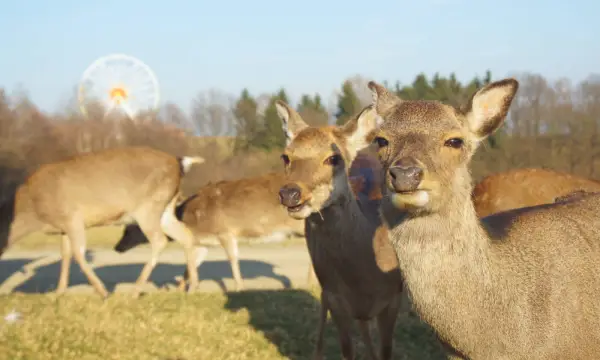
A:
[
  {"xmin": 0, "ymin": 146, "xmax": 204, "ymax": 299},
  {"xmin": 472, "ymin": 167, "xmax": 600, "ymax": 217},
  {"xmin": 276, "ymin": 101, "xmax": 403, "ymax": 360},
  {"xmin": 366, "ymin": 78, "xmax": 600, "ymax": 359}
]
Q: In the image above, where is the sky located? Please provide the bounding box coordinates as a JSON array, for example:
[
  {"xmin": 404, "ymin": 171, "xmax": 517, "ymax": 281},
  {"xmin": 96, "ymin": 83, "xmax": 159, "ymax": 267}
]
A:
[{"xmin": 0, "ymin": 0, "xmax": 598, "ymax": 115}]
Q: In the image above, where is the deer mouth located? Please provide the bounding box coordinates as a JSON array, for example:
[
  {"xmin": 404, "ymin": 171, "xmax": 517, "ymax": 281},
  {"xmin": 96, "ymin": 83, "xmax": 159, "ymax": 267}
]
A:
[
  {"xmin": 286, "ymin": 202, "xmax": 307, "ymax": 213},
  {"xmin": 389, "ymin": 189, "xmax": 430, "ymax": 209}
]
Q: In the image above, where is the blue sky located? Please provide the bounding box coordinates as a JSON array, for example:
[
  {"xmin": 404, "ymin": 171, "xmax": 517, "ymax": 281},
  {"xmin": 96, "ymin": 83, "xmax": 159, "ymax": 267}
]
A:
[{"xmin": 0, "ymin": 0, "xmax": 598, "ymax": 114}]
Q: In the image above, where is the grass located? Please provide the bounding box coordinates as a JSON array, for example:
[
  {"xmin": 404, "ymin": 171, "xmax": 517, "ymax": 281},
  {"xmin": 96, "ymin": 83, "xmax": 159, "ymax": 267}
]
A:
[
  {"xmin": 10, "ymin": 227, "xmax": 307, "ymax": 252},
  {"xmin": 0, "ymin": 289, "xmax": 447, "ymax": 360}
]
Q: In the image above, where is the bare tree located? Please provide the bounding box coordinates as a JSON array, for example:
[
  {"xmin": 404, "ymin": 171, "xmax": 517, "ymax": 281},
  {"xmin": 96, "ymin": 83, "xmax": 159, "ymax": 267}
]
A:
[
  {"xmin": 191, "ymin": 90, "xmax": 236, "ymax": 136},
  {"xmin": 346, "ymin": 74, "xmax": 374, "ymax": 108},
  {"xmin": 160, "ymin": 102, "xmax": 190, "ymax": 130}
]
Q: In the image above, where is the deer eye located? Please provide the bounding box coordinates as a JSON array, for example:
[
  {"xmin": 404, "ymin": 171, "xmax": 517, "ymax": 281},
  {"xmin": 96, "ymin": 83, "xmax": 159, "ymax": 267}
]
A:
[
  {"xmin": 281, "ymin": 154, "xmax": 290, "ymax": 165},
  {"xmin": 444, "ymin": 138, "xmax": 464, "ymax": 149},
  {"xmin": 373, "ymin": 136, "xmax": 389, "ymax": 148},
  {"xmin": 324, "ymin": 154, "xmax": 342, "ymax": 166}
]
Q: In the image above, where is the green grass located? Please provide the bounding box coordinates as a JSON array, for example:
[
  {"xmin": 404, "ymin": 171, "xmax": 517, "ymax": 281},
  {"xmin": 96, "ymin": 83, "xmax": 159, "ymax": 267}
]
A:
[{"xmin": 0, "ymin": 289, "xmax": 446, "ymax": 360}]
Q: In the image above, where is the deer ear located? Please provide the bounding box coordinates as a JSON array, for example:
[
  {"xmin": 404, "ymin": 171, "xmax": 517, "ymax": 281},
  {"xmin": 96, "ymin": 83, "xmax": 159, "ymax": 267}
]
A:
[
  {"xmin": 367, "ymin": 81, "xmax": 401, "ymax": 116},
  {"xmin": 342, "ymin": 105, "xmax": 379, "ymax": 157},
  {"xmin": 275, "ymin": 100, "xmax": 308, "ymax": 145},
  {"xmin": 465, "ymin": 78, "xmax": 519, "ymax": 141}
]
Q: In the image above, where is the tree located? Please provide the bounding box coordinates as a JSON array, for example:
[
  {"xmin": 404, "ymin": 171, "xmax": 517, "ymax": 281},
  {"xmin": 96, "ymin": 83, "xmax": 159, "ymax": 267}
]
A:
[
  {"xmin": 191, "ymin": 90, "xmax": 235, "ymax": 136},
  {"xmin": 254, "ymin": 89, "xmax": 289, "ymax": 150},
  {"xmin": 233, "ymin": 89, "xmax": 259, "ymax": 152},
  {"xmin": 335, "ymin": 80, "xmax": 361, "ymax": 125},
  {"xmin": 298, "ymin": 93, "xmax": 329, "ymax": 127}
]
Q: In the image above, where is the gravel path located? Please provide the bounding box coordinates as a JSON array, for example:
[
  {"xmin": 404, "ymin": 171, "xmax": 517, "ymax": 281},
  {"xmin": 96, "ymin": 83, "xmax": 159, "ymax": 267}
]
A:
[{"xmin": 0, "ymin": 244, "xmax": 314, "ymax": 295}]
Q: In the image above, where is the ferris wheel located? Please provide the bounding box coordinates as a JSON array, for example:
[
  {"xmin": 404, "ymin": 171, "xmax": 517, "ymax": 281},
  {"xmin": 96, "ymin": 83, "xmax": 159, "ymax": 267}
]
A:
[{"xmin": 78, "ymin": 54, "xmax": 160, "ymax": 119}]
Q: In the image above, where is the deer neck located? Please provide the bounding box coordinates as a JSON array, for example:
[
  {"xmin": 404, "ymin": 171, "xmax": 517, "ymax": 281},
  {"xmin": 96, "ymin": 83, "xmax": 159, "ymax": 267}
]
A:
[
  {"xmin": 382, "ymin": 183, "xmax": 494, "ymax": 311},
  {"xmin": 306, "ymin": 177, "xmax": 382, "ymax": 259}
]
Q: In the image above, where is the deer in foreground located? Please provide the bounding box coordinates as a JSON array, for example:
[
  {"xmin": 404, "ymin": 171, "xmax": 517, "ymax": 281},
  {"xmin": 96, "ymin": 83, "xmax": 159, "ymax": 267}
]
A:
[
  {"xmin": 276, "ymin": 101, "xmax": 403, "ymax": 360},
  {"xmin": 472, "ymin": 167, "xmax": 600, "ymax": 217},
  {"xmin": 367, "ymin": 78, "xmax": 600, "ymax": 359},
  {"xmin": 0, "ymin": 146, "xmax": 204, "ymax": 299},
  {"xmin": 113, "ymin": 158, "xmax": 384, "ymax": 291}
]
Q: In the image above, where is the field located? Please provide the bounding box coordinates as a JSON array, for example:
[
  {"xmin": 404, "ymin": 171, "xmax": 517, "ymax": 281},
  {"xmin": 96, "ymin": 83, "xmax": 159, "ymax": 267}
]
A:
[
  {"xmin": 0, "ymin": 230, "xmax": 446, "ymax": 360},
  {"xmin": 0, "ymin": 290, "xmax": 446, "ymax": 360}
]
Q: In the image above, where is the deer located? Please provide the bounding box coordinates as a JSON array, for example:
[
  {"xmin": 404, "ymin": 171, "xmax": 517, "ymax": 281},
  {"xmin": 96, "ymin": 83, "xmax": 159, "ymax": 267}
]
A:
[
  {"xmin": 365, "ymin": 78, "xmax": 600, "ymax": 359},
  {"xmin": 113, "ymin": 156, "xmax": 384, "ymax": 292},
  {"xmin": 113, "ymin": 172, "xmax": 305, "ymax": 292},
  {"xmin": 472, "ymin": 167, "xmax": 600, "ymax": 217},
  {"xmin": 0, "ymin": 146, "xmax": 204, "ymax": 299},
  {"xmin": 276, "ymin": 100, "xmax": 403, "ymax": 360}
]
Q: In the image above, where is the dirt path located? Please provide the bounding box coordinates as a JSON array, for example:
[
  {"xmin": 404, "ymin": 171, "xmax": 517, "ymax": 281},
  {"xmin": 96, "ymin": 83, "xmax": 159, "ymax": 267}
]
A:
[{"xmin": 0, "ymin": 244, "xmax": 315, "ymax": 295}]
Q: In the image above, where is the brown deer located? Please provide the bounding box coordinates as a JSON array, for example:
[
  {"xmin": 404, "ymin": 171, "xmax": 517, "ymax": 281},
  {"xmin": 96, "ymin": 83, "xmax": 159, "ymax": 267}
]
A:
[
  {"xmin": 366, "ymin": 78, "xmax": 600, "ymax": 359},
  {"xmin": 0, "ymin": 146, "xmax": 204, "ymax": 299},
  {"xmin": 276, "ymin": 101, "xmax": 403, "ymax": 360},
  {"xmin": 472, "ymin": 167, "xmax": 600, "ymax": 217},
  {"xmin": 113, "ymin": 160, "xmax": 383, "ymax": 291},
  {"xmin": 113, "ymin": 171, "xmax": 306, "ymax": 291}
]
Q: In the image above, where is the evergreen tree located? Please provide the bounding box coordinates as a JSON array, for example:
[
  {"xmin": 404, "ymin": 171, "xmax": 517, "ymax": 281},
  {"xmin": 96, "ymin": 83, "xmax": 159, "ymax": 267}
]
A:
[
  {"xmin": 255, "ymin": 89, "xmax": 289, "ymax": 150},
  {"xmin": 298, "ymin": 93, "xmax": 329, "ymax": 127},
  {"xmin": 233, "ymin": 89, "xmax": 259, "ymax": 152},
  {"xmin": 335, "ymin": 80, "xmax": 361, "ymax": 125}
]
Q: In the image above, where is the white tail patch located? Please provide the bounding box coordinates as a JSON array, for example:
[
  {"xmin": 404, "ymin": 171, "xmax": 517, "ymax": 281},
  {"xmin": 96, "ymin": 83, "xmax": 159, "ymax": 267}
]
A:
[{"xmin": 180, "ymin": 156, "xmax": 205, "ymax": 173}]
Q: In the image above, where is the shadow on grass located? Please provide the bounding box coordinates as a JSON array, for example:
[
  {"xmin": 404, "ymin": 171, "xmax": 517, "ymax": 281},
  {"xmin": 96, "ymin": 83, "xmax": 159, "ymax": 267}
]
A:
[
  {"xmin": 0, "ymin": 257, "xmax": 290, "ymax": 294},
  {"xmin": 224, "ymin": 289, "xmax": 447, "ymax": 360}
]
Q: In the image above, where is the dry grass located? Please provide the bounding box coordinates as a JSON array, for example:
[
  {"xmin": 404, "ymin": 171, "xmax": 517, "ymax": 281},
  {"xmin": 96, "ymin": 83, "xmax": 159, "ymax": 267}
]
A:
[
  {"xmin": 11, "ymin": 227, "xmax": 126, "ymax": 251},
  {"xmin": 9, "ymin": 227, "xmax": 307, "ymax": 252},
  {"xmin": 0, "ymin": 289, "xmax": 446, "ymax": 360}
]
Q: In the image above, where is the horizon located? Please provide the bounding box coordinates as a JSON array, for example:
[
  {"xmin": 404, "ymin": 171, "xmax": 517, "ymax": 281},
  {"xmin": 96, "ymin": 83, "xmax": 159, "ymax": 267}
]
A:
[{"xmin": 0, "ymin": 0, "xmax": 598, "ymax": 116}]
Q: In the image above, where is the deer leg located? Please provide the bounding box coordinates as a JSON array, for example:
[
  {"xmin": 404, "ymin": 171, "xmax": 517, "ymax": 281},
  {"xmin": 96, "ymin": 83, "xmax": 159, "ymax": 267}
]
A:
[
  {"xmin": 65, "ymin": 223, "xmax": 108, "ymax": 299},
  {"xmin": 55, "ymin": 234, "xmax": 72, "ymax": 295},
  {"xmin": 376, "ymin": 295, "xmax": 402, "ymax": 360},
  {"xmin": 312, "ymin": 291, "xmax": 329, "ymax": 360},
  {"xmin": 178, "ymin": 246, "xmax": 208, "ymax": 292},
  {"xmin": 219, "ymin": 234, "xmax": 243, "ymax": 292},
  {"xmin": 327, "ymin": 294, "xmax": 355, "ymax": 360},
  {"xmin": 132, "ymin": 221, "xmax": 168, "ymax": 298},
  {"xmin": 159, "ymin": 198, "xmax": 198, "ymax": 293},
  {"xmin": 358, "ymin": 320, "xmax": 379, "ymax": 360}
]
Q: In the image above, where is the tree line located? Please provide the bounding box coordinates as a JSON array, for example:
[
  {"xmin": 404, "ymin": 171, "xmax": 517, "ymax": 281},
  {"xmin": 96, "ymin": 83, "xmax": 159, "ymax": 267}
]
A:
[{"xmin": 0, "ymin": 70, "xmax": 599, "ymax": 195}]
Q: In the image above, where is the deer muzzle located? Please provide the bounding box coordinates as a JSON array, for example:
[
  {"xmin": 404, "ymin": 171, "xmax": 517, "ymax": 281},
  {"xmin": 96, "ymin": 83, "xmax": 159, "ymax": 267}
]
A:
[
  {"xmin": 388, "ymin": 157, "xmax": 423, "ymax": 193},
  {"xmin": 279, "ymin": 183, "xmax": 305, "ymax": 211}
]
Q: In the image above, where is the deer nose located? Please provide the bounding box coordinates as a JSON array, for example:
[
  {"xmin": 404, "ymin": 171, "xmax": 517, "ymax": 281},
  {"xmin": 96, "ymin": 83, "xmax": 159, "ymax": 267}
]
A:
[
  {"xmin": 388, "ymin": 157, "xmax": 423, "ymax": 192},
  {"xmin": 279, "ymin": 184, "xmax": 302, "ymax": 207}
]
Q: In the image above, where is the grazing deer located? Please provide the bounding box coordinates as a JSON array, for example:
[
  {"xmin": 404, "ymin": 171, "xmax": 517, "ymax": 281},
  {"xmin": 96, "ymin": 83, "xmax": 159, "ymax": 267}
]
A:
[
  {"xmin": 0, "ymin": 146, "xmax": 204, "ymax": 299},
  {"xmin": 472, "ymin": 167, "xmax": 600, "ymax": 217},
  {"xmin": 113, "ymin": 172, "xmax": 306, "ymax": 291},
  {"xmin": 113, "ymin": 161, "xmax": 383, "ymax": 291},
  {"xmin": 276, "ymin": 101, "xmax": 403, "ymax": 360},
  {"xmin": 367, "ymin": 78, "xmax": 600, "ymax": 359}
]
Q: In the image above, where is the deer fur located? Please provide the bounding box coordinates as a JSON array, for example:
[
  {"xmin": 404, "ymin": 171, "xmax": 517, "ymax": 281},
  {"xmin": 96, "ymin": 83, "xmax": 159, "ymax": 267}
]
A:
[
  {"xmin": 472, "ymin": 167, "xmax": 600, "ymax": 217},
  {"xmin": 0, "ymin": 146, "xmax": 204, "ymax": 299},
  {"xmin": 276, "ymin": 101, "xmax": 403, "ymax": 360},
  {"xmin": 113, "ymin": 159, "xmax": 384, "ymax": 291},
  {"xmin": 113, "ymin": 171, "xmax": 306, "ymax": 291},
  {"xmin": 366, "ymin": 78, "xmax": 600, "ymax": 359}
]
